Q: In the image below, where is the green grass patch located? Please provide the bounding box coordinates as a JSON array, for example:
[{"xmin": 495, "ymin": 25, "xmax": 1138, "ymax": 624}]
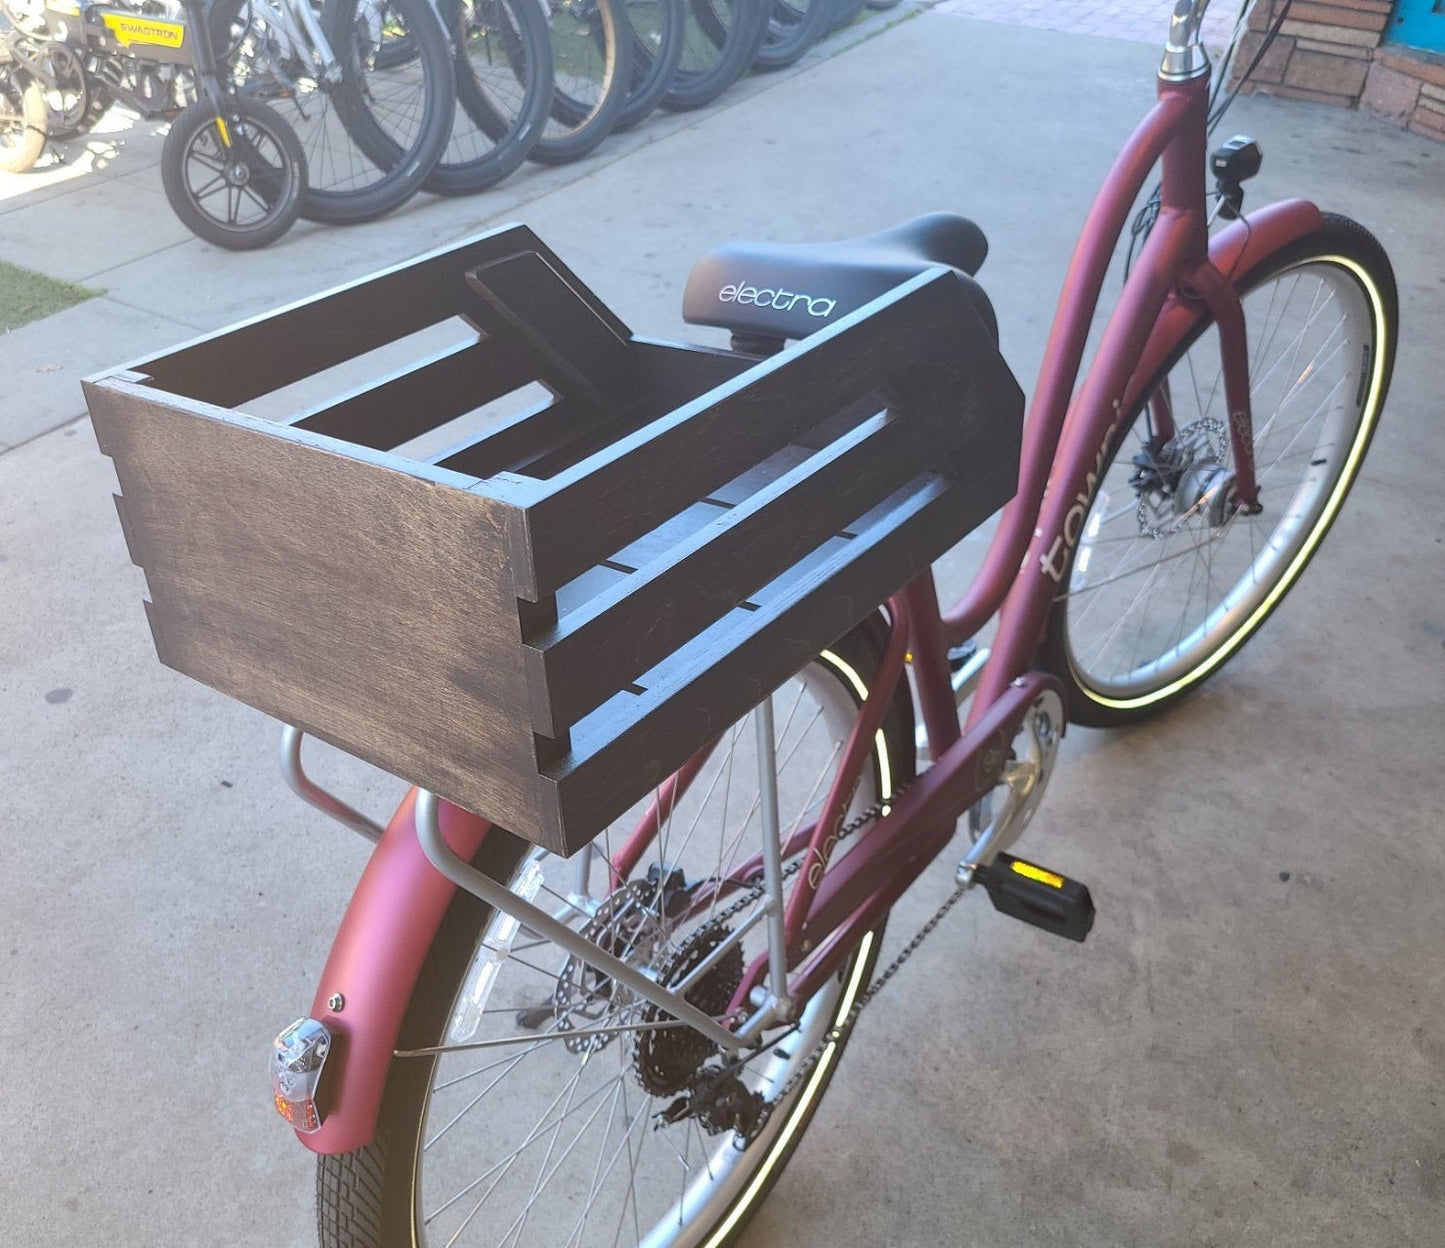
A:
[{"xmin": 0, "ymin": 261, "xmax": 98, "ymax": 334}]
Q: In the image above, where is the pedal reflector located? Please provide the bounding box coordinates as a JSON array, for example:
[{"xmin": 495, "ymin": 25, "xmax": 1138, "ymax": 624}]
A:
[{"xmin": 977, "ymin": 853, "xmax": 1094, "ymax": 942}]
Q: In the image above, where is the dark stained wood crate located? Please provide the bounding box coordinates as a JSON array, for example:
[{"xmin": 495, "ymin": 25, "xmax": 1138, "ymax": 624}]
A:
[{"xmin": 84, "ymin": 224, "xmax": 1023, "ymax": 854}]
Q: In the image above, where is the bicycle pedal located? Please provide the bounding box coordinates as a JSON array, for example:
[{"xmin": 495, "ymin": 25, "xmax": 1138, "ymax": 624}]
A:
[{"xmin": 975, "ymin": 853, "xmax": 1094, "ymax": 943}]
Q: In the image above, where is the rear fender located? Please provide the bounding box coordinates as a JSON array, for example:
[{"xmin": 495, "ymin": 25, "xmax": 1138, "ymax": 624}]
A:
[{"xmin": 297, "ymin": 789, "xmax": 489, "ymax": 1155}]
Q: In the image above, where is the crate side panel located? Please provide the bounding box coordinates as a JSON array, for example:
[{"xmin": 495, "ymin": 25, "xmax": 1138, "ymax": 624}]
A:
[
  {"xmin": 89, "ymin": 382, "xmax": 548, "ymax": 839},
  {"xmin": 528, "ymin": 401, "xmax": 966, "ymax": 736},
  {"xmin": 518, "ymin": 270, "xmax": 1015, "ymax": 597}
]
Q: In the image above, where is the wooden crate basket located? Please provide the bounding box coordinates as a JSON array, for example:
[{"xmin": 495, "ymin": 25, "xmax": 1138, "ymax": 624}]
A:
[{"xmin": 85, "ymin": 225, "xmax": 1024, "ymax": 854}]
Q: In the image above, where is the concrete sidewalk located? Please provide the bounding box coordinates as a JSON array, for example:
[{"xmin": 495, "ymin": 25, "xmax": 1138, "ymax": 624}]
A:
[{"xmin": 3, "ymin": 8, "xmax": 1444, "ymax": 1247}]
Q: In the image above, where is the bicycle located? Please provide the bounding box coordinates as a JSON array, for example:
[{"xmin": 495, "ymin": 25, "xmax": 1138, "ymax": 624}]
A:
[
  {"xmin": 0, "ymin": 0, "xmax": 306, "ymax": 245},
  {"xmin": 83, "ymin": 1, "xmax": 1396, "ymax": 1244},
  {"xmin": 208, "ymin": 0, "xmax": 456, "ymax": 223}
]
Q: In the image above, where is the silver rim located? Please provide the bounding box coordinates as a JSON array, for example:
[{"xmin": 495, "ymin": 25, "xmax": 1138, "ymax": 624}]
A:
[
  {"xmin": 411, "ymin": 649, "xmax": 893, "ymax": 1248},
  {"xmin": 1062, "ymin": 255, "xmax": 1384, "ymax": 709}
]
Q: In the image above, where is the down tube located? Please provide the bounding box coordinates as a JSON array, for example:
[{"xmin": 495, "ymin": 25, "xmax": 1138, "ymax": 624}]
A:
[{"xmin": 968, "ymin": 211, "xmax": 1202, "ymax": 720}]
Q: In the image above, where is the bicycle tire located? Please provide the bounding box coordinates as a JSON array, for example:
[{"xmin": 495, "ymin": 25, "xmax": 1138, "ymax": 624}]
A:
[
  {"xmin": 316, "ymin": 615, "xmax": 916, "ymax": 1248},
  {"xmin": 1038, "ymin": 213, "xmax": 1397, "ymax": 727},
  {"xmin": 210, "ymin": 0, "xmax": 455, "ymax": 225},
  {"xmin": 530, "ymin": 0, "xmax": 633, "ymax": 166},
  {"xmin": 828, "ymin": 0, "xmax": 867, "ymax": 33},
  {"xmin": 614, "ymin": 0, "xmax": 684, "ymax": 130},
  {"xmin": 160, "ymin": 95, "xmax": 305, "ymax": 249},
  {"xmin": 661, "ymin": 0, "xmax": 765, "ymax": 112},
  {"xmin": 424, "ymin": 0, "xmax": 552, "ymax": 196},
  {"xmin": 753, "ymin": 0, "xmax": 833, "ymax": 71},
  {"xmin": 0, "ymin": 63, "xmax": 45, "ymax": 174}
]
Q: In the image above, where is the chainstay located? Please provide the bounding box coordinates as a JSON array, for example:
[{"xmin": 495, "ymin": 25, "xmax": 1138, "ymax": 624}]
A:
[{"xmin": 704, "ymin": 777, "xmax": 917, "ymax": 931}]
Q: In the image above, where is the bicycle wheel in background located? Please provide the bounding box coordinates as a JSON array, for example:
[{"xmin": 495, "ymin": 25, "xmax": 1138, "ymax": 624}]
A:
[
  {"xmin": 753, "ymin": 0, "xmax": 833, "ymax": 71},
  {"xmin": 661, "ymin": 0, "xmax": 766, "ymax": 112},
  {"xmin": 26, "ymin": 41, "xmax": 111, "ymax": 142},
  {"xmin": 160, "ymin": 95, "xmax": 306, "ymax": 249},
  {"xmin": 316, "ymin": 617, "xmax": 916, "ymax": 1248},
  {"xmin": 1040, "ymin": 214, "xmax": 1397, "ymax": 726},
  {"xmin": 828, "ymin": 0, "xmax": 868, "ymax": 34},
  {"xmin": 614, "ymin": 0, "xmax": 684, "ymax": 130},
  {"xmin": 211, "ymin": 0, "xmax": 455, "ymax": 224},
  {"xmin": 0, "ymin": 64, "xmax": 45, "ymax": 174},
  {"xmin": 530, "ymin": 0, "xmax": 634, "ymax": 166},
  {"xmin": 425, "ymin": 0, "xmax": 553, "ymax": 196}
]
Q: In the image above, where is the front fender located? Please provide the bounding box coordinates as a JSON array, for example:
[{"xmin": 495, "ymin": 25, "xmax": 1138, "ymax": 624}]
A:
[
  {"xmin": 297, "ymin": 789, "xmax": 489, "ymax": 1155},
  {"xmin": 1125, "ymin": 198, "xmax": 1325, "ymax": 410}
]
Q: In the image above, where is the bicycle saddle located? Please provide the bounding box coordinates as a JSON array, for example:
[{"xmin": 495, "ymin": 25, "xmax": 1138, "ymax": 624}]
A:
[{"xmin": 682, "ymin": 212, "xmax": 996, "ymax": 346}]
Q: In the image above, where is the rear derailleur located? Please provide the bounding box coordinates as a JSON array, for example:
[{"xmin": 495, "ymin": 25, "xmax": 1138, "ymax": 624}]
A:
[{"xmin": 656, "ymin": 1062, "xmax": 769, "ymax": 1145}]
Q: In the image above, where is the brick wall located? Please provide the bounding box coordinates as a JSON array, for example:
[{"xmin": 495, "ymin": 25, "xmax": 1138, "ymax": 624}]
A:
[
  {"xmin": 1363, "ymin": 47, "xmax": 1445, "ymax": 140},
  {"xmin": 1234, "ymin": 0, "xmax": 1445, "ymax": 141}
]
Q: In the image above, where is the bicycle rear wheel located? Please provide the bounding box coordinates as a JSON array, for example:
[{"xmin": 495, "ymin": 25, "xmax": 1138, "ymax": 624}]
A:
[
  {"xmin": 317, "ymin": 617, "xmax": 915, "ymax": 1248},
  {"xmin": 212, "ymin": 0, "xmax": 455, "ymax": 224},
  {"xmin": 1040, "ymin": 214, "xmax": 1397, "ymax": 726}
]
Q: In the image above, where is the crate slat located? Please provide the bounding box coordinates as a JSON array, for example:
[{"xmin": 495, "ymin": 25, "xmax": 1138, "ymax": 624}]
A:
[{"xmin": 289, "ymin": 337, "xmax": 532, "ymax": 451}]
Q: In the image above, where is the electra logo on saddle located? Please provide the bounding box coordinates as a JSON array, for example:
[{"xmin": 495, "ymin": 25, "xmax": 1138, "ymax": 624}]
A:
[{"xmin": 718, "ymin": 282, "xmax": 838, "ymax": 319}]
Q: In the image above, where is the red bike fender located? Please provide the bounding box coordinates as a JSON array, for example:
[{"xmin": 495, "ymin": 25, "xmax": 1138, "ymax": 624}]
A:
[
  {"xmin": 1125, "ymin": 198, "xmax": 1325, "ymax": 411},
  {"xmin": 297, "ymin": 788, "xmax": 490, "ymax": 1155}
]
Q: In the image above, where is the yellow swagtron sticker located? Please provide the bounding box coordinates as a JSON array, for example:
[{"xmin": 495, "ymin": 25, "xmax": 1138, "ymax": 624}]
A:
[
  {"xmin": 102, "ymin": 13, "xmax": 185, "ymax": 47},
  {"xmin": 1010, "ymin": 859, "xmax": 1065, "ymax": 890}
]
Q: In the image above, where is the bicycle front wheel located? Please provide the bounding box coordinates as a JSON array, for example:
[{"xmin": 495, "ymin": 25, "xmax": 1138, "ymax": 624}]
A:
[
  {"xmin": 615, "ymin": 0, "xmax": 684, "ymax": 129},
  {"xmin": 317, "ymin": 616, "xmax": 915, "ymax": 1248},
  {"xmin": 1040, "ymin": 213, "xmax": 1397, "ymax": 726},
  {"xmin": 160, "ymin": 96, "xmax": 306, "ymax": 249}
]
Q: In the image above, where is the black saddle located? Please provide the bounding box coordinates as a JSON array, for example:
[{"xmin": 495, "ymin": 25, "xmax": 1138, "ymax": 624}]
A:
[{"xmin": 682, "ymin": 213, "xmax": 997, "ymax": 346}]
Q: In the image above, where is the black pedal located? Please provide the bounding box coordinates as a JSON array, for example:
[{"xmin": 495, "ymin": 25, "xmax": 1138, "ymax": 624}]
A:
[{"xmin": 976, "ymin": 853, "xmax": 1094, "ymax": 943}]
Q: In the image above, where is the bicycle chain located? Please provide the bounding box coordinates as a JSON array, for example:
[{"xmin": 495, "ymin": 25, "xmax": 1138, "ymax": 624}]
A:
[
  {"xmin": 747, "ymin": 874, "xmax": 973, "ymax": 1138},
  {"xmin": 705, "ymin": 779, "xmax": 915, "ymax": 930},
  {"xmin": 660, "ymin": 776, "xmax": 981, "ymax": 1146}
]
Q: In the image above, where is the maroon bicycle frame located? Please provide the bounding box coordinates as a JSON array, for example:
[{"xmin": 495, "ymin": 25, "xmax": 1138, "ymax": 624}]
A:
[{"xmin": 298, "ymin": 63, "xmax": 1327, "ymax": 1156}]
